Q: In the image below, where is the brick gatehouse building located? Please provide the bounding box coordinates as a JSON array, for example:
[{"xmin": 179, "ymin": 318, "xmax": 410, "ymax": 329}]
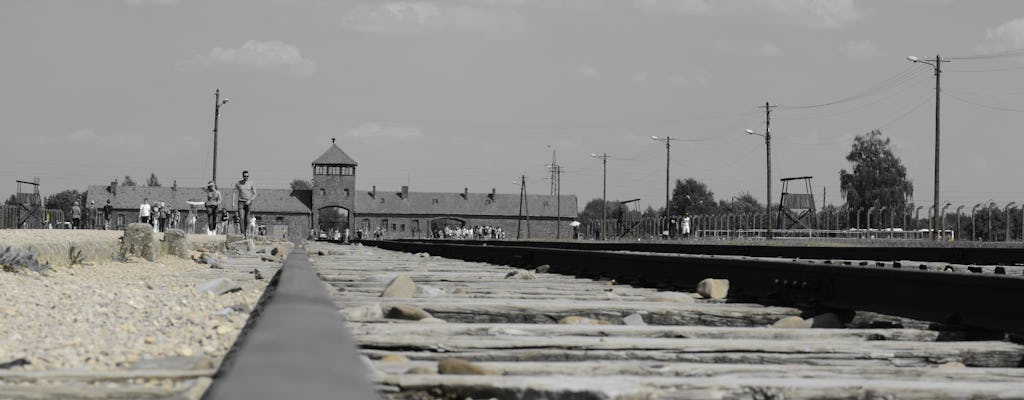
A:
[{"xmin": 87, "ymin": 141, "xmax": 578, "ymax": 242}]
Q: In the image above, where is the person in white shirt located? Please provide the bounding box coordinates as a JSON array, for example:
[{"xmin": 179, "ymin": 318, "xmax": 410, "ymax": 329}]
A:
[{"xmin": 139, "ymin": 198, "xmax": 152, "ymax": 224}]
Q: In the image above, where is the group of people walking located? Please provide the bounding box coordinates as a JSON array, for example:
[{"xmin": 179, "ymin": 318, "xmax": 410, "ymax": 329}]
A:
[
  {"xmin": 134, "ymin": 170, "xmax": 258, "ymax": 236},
  {"xmin": 195, "ymin": 170, "xmax": 257, "ymax": 236},
  {"xmin": 67, "ymin": 199, "xmax": 115, "ymax": 230}
]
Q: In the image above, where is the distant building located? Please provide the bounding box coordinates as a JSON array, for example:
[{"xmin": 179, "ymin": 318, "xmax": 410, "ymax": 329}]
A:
[{"xmin": 88, "ymin": 141, "xmax": 577, "ymax": 241}]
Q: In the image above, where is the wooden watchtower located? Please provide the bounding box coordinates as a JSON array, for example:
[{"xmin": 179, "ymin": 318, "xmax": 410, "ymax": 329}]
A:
[{"xmin": 777, "ymin": 176, "xmax": 815, "ymax": 230}]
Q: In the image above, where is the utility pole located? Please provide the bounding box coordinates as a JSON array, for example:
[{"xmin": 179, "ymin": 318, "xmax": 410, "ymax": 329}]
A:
[
  {"xmin": 758, "ymin": 102, "xmax": 776, "ymax": 240},
  {"xmin": 516, "ymin": 175, "xmax": 530, "ymax": 239},
  {"xmin": 555, "ymin": 164, "xmax": 560, "ymax": 239},
  {"xmin": 652, "ymin": 136, "xmax": 675, "ymax": 226},
  {"xmin": 547, "ymin": 150, "xmax": 562, "ymax": 239},
  {"xmin": 212, "ymin": 89, "xmax": 228, "ymax": 185},
  {"xmin": 908, "ymin": 54, "xmax": 949, "ymax": 240},
  {"xmin": 591, "ymin": 153, "xmax": 610, "ymax": 240},
  {"xmin": 517, "ymin": 175, "xmax": 525, "ymax": 239}
]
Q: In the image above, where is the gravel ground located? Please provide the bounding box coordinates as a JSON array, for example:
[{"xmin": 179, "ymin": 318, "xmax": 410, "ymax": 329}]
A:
[{"xmin": 0, "ymin": 229, "xmax": 276, "ymax": 397}]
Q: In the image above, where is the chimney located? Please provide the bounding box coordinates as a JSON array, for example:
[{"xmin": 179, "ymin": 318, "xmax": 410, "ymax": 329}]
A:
[
  {"xmin": 462, "ymin": 187, "xmax": 468, "ymax": 199},
  {"xmin": 401, "ymin": 185, "xmax": 409, "ymax": 199},
  {"xmin": 370, "ymin": 185, "xmax": 376, "ymax": 198},
  {"xmin": 109, "ymin": 179, "xmax": 118, "ymax": 195},
  {"xmin": 172, "ymin": 180, "xmax": 178, "ymax": 191},
  {"xmin": 489, "ymin": 188, "xmax": 495, "ymax": 200}
]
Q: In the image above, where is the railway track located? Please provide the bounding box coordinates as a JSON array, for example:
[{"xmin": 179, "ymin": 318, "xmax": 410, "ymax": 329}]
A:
[{"xmin": 296, "ymin": 241, "xmax": 1024, "ymax": 399}]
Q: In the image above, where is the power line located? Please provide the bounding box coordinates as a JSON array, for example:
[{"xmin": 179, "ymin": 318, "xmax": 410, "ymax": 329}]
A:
[
  {"xmin": 948, "ymin": 47, "xmax": 1024, "ymax": 61},
  {"xmin": 776, "ymin": 74, "xmax": 930, "ymax": 121},
  {"xmin": 777, "ymin": 66, "xmax": 927, "ymax": 110},
  {"xmin": 944, "ymin": 92, "xmax": 1024, "ymax": 113},
  {"xmin": 778, "ymin": 93, "xmax": 935, "ymax": 146}
]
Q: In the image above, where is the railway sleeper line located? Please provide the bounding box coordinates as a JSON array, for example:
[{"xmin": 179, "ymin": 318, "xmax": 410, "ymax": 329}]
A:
[{"xmin": 297, "ymin": 242, "xmax": 1024, "ymax": 399}]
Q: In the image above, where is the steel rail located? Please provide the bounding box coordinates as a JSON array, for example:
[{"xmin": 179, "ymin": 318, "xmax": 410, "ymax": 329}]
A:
[
  {"xmin": 388, "ymin": 239, "xmax": 1024, "ymax": 266},
  {"xmin": 367, "ymin": 240, "xmax": 1024, "ymax": 335},
  {"xmin": 203, "ymin": 247, "xmax": 378, "ymax": 400}
]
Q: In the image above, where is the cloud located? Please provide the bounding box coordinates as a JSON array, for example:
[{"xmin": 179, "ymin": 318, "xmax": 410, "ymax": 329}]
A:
[
  {"xmin": 177, "ymin": 40, "xmax": 316, "ymax": 78},
  {"xmin": 633, "ymin": 70, "xmax": 709, "ymax": 87},
  {"xmin": 633, "ymin": 0, "xmax": 863, "ymax": 29},
  {"xmin": 123, "ymin": 0, "xmax": 180, "ymax": 5},
  {"xmin": 667, "ymin": 70, "xmax": 709, "ymax": 86},
  {"xmin": 340, "ymin": 2, "xmax": 529, "ymax": 39},
  {"xmin": 839, "ymin": 39, "xmax": 877, "ymax": 59},
  {"xmin": 346, "ymin": 123, "xmax": 423, "ymax": 139},
  {"xmin": 713, "ymin": 40, "xmax": 781, "ymax": 57},
  {"xmin": 573, "ymin": 64, "xmax": 601, "ymax": 80},
  {"xmin": 976, "ymin": 17, "xmax": 1024, "ymax": 54},
  {"xmin": 66, "ymin": 129, "xmax": 99, "ymax": 142}
]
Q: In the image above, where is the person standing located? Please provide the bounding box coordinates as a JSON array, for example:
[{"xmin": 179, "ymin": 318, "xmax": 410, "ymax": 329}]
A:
[
  {"xmin": 204, "ymin": 182, "xmax": 221, "ymax": 235},
  {"xmin": 71, "ymin": 201, "xmax": 82, "ymax": 229},
  {"xmin": 157, "ymin": 202, "xmax": 169, "ymax": 232},
  {"xmin": 85, "ymin": 200, "xmax": 96, "ymax": 229},
  {"xmin": 234, "ymin": 170, "xmax": 257, "ymax": 237},
  {"xmin": 186, "ymin": 205, "xmax": 197, "ymax": 234},
  {"xmin": 139, "ymin": 198, "xmax": 152, "ymax": 225},
  {"xmin": 102, "ymin": 199, "xmax": 113, "ymax": 230}
]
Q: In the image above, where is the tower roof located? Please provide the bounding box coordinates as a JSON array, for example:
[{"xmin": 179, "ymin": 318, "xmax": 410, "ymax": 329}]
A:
[{"xmin": 313, "ymin": 142, "xmax": 357, "ymax": 166}]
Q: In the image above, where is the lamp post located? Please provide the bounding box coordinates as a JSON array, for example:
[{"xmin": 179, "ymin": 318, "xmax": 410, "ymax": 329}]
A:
[
  {"xmin": 955, "ymin": 205, "xmax": 964, "ymax": 241},
  {"xmin": 971, "ymin": 203, "xmax": 982, "ymax": 241},
  {"xmin": 211, "ymin": 89, "xmax": 229, "ymax": 185},
  {"xmin": 907, "ymin": 55, "xmax": 949, "ymax": 241},
  {"xmin": 940, "ymin": 202, "xmax": 951, "ymax": 240},
  {"xmin": 1005, "ymin": 202, "xmax": 1016, "ymax": 242},
  {"xmin": 591, "ymin": 153, "xmax": 610, "ymax": 240},
  {"xmin": 746, "ymin": 127, "xmax": 772, "ymax": 240},
  {"xmin": 652, "ymin": 136, "xmax": 674, "ymax": 225},
  {"xmin": 988, "ymin": 202, "xmax": 997, "ymax": 242}
]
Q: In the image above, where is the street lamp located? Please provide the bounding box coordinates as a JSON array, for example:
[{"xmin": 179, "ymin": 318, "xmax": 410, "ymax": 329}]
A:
[
  {"xmin": 745, "ymin": 128, "xmax": 772, "ymax": 239},
  {"xmin": 988, "ymin": 202, "xmax": 997, "ymax": 242},
  {"xmin": 1005, "ymin": 202, "xmax": 1016, "ymax": 242},
  {"xmin": 971, "ymin": 203, "xmax": 982, "ymax": 241},
  {"xmin": 907, "ymin": 54, "xmax": 949, "ymax": 241},
  {"xmin": 940, "ymin": 202, "xmax": 951, "ymax": 240},
  {"xmin": 212, "ymin": 89, "xmax": 228, "ymax": 185},
  {"xmin": 591, "ymin": 153, "xmax": 610, "ymax": 240},
  {"xmin": 955, "ymin": 205, "xmax": 964, "ymax": 241}
]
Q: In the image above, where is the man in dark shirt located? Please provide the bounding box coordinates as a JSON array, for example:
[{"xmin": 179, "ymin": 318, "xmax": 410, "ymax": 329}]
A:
[{"xmin": 102, "ymin": 200, "xmax": 114, "ymax": 230}]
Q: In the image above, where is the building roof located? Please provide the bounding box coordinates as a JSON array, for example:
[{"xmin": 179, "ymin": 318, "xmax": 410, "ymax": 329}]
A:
[
  {"xmin": 312, "ymin": 143, "xmax": 357, "ymax": 166},
  {"xmin": 85, "ymin": 185, "xmax": 577, "ymax": 219},
  {"xmin": 353, "ymin": 189, "xmax": 577, "ymax": 218},
  {"xmin": 86, "ymin": 184, "xmax": 312, "ymax": 214}
]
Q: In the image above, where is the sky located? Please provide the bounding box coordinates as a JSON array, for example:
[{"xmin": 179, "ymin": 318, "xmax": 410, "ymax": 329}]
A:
[{"xmin": 2, "ymin": 0, "xmax": 1024, "ymax": 213}]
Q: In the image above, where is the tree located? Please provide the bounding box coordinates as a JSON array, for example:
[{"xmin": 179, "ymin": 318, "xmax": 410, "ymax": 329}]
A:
[
  {"xmin": 669, "ymin": 178, "xmax": 717, "ymax": 215},
  {"xmin": 719, "ymin": 192, "xmax": 764, "ymax": 214},
  {"xmin": 146, "ymin": 173, "xmax": 161, "ymax": 187},
  {"xmin": 44, "ymin": 190, "xmax": 83, "ymax": 219},
  {"xmin": 4, "ymin": 194, "xmax": 19, "ymax": 206},
  {"xmin": 290, "ymin": 179, "xmax": 312, "ymax": 191},
  {"xmin": 123, "ymin": 175, "xmax": 137, "ymax": 187},
  {"xmin": 839, "ymin": 130, "xmax": 913, "ymax": 227},
  {"xmin": 579, "ymin": 199, "xmax": 634, "ymax": 222}
]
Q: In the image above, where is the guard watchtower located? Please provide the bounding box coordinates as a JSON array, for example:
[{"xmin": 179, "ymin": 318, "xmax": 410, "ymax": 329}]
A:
[
  {"xmin": 14, "ymin": 178, "xmax": 43, "ymax": 228},
  {"xmin": 311, "ymin": 138, "xmax": 357, "ymax": 232},
  {"xmin": 777, "ymin": 176, "xmax": 815, "ymax": 230}
]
